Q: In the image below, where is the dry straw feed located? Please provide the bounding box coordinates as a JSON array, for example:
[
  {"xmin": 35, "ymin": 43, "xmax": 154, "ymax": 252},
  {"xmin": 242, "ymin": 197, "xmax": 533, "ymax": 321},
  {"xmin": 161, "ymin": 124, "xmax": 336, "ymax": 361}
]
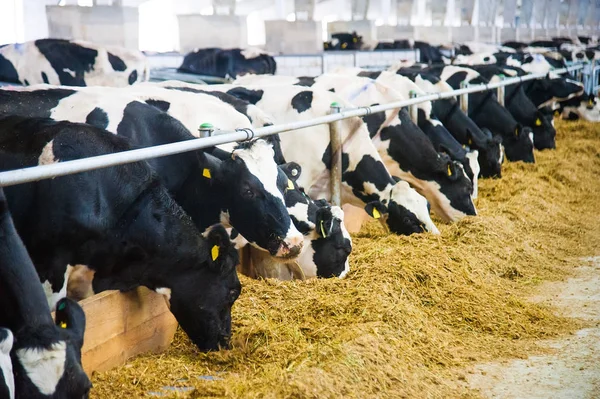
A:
[{"xmin": 91, "ymin": 118, "xmax": 600, "ymax": 398}]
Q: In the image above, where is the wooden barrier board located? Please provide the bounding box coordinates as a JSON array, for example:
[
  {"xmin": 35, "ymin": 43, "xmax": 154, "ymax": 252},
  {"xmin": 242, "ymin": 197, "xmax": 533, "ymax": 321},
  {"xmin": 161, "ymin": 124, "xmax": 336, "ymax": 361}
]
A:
[{"xmin": 55, "ymin": 287, "xmax": 178, "ymax": 376}]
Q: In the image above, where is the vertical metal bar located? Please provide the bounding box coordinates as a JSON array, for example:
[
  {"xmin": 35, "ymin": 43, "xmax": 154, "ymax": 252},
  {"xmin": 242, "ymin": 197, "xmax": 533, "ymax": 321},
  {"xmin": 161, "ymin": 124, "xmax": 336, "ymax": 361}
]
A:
[
  {"xmin": 409, "ymin": 91, "xmax": 419, "ymax": 123},
  {"xmin": 460, "ymin": 81, "xmax": 469, "ymax": 114},
  {"xmin": 497, "ymin": 74, "xmax": 505, "ymax": 106},
  {"xmin": 329, "ymin": 102, "xmax": 343, "ymax": 207}
]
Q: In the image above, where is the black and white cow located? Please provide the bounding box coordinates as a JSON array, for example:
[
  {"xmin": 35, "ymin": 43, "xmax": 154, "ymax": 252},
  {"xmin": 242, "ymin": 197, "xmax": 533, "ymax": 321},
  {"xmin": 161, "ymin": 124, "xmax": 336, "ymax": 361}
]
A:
[
  {"xmin": 337, "ymin": 68, "xmax": 482, "ymax": 196},
  {"xmin": 203, "ymin": 83, "xmax": 441, "ymax": 234},
  {"xmin": 178, "ymin": 47, "xmax": 276, "ymax": 79},
  {"xmin": 0, "ymin": 328, "xmax": 14, "ymax": 399},
  {"xmin": 0, "ymin": 116, "xmax": 242, "ymax": 351},
  {"xmin": 324, "ymin": 32, "xmax": 364, "ymax": 51},
  {"xmin": 234, "ymin": 73, "xmax": 477, "ymax": 221},
  {"xmin": 0, "ymin": 39, "xmax": 148, "ymax": 87},
  {"xmin": 389, "ymin": 68, "xmax": 504, "ymax": 178},
  {"xmin": 465, "ymin": 64, "xmax": 557, "ymax": 150},
  {"xmin": 0, "ymin": 86, "xmax": 304, "ymax": 260},
  {"xmin": 0, "ymin": 187, "xmax": 91, "ymax": 398},
  {"xmin": 238, "ymin": 162, "xmax": 353, "ymax": 280},
  {"xmin": 375, "ymin": 40, "xmax": 447, "ymax": 64},
  {"xmin": 422, "ymin": 65, "xmax": 535, "ymax": 163}
]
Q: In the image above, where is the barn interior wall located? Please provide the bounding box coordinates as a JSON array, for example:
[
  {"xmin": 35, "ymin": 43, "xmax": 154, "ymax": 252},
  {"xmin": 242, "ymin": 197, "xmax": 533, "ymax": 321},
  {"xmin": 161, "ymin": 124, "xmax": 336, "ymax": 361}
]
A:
[{"xmin": 0, "ymin": 0, "xmax": 599, "ymax": 53}]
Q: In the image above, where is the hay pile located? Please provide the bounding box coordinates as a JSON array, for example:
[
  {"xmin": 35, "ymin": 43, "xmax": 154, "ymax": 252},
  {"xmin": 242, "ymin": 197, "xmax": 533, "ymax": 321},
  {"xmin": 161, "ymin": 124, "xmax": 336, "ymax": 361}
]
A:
[{"xmin": 91, "ymin": 119, "xmax": 600, "ymax": 398}]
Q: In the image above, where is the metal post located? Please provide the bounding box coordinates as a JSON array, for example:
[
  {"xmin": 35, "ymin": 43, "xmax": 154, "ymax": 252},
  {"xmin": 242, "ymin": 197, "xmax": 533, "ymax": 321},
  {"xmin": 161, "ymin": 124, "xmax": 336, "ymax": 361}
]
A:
[
  {"xmin": 198, "ymin": 123, "xmax": 214, "ymax": 138},
  {"xmin": 409, "ymin": 91, "xmax": 419, "ymax": 123},
  {"xmin": 460, "ymin": 81, "xmax": 469, "ymax": 114},
  {"xmin": 329, "ymin": 102, "xmax": 343, "ymax": 207},
  {"xmin": 497, "ymin": 74, "xmax": 505, "ymax": 106}
]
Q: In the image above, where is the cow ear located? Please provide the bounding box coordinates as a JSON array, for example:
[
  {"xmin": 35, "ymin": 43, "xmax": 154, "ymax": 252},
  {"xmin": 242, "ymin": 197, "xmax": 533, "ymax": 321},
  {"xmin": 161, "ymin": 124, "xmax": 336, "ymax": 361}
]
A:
[
  {"xmin": 514, "ymin": 124, "xmax": 522, "ymax": 138},
  {"xmin": 204, "ymin": 224, "xmax": 239, "ymax": 275},
  {"xmin": 315, "ymin": 206, "xmax": 340, "ymax": 238},
  {"xmin": 279, "ymin": 162, "xmax": 302, "ymax": 182},
  {"xmin": 364, "ymin": 201, "xmax": 388, "ymax": 220},
  {"xmin": 55, "ymin": 298, "xmax": 86, "ymax": 347}
]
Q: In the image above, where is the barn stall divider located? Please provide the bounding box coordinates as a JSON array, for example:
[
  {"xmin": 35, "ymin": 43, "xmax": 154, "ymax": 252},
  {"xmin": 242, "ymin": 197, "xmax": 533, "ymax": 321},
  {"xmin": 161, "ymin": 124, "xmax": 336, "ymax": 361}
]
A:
[{"xmin": 0, "ymin": 63, "xmax": 585, "ymax": 375}]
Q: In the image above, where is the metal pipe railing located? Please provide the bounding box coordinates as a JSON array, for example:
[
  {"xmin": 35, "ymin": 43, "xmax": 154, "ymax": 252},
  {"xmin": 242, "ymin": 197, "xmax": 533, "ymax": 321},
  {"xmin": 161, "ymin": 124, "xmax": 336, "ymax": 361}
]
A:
[{"xmin": 0, "ymin": 64, "xmax": 584, "ymax": 188}]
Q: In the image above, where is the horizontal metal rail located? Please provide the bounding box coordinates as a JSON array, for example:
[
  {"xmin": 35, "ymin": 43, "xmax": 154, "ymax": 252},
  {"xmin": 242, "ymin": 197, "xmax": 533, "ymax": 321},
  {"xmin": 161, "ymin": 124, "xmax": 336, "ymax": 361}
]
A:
[{"xmin": 0, "ymin": 64, "xmax": 583, "ymax": 188}]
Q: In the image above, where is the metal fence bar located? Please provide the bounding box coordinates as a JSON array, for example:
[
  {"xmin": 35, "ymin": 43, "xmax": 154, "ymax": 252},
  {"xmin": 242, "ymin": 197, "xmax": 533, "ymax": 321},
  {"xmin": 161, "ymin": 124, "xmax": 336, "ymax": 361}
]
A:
[{"xmin": 0, "ymin": 65, "xmax": 584, "ymax": 188}]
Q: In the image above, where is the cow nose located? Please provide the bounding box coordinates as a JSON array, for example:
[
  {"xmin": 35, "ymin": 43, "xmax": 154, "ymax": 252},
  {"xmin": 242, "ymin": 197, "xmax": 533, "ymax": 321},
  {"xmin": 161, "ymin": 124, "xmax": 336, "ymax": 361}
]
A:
[{"xmin": 275, "ymin": 233, "xmax": 304, "ymax": 259}]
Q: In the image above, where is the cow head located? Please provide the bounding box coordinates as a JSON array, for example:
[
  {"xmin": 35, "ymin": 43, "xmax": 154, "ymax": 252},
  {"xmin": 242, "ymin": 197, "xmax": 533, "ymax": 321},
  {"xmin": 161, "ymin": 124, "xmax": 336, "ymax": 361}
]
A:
[
  {"xmin": 306, "ymin": 203, "xmax": 353, "ymax": 278},
  {"xmin": 279, "ymin": 163, "xmax": 352, "ymax": 279},
  {"xmin": 165, "ymin": 225, "xmax": 241, "ymax": 351},
  {"xmin": 431, "ymin": 154, "xmax": 477, "ymax": 221},
  {"xmin": 12, "ymin": 298, "xmax": 90, "ymax": 399},
  {"xmin": 207, "ymin": 140, "xmax": 304, "ymax": 259},
  {"xmin": 531, "ymin": 110, "xmax": 556, "ymax": 150},
  {"xmin": 502, "ymin": 124, "xmax": 535, "ymax": 163},
  {"xmin": 381, "ymin": 180, "xmax": 440, "ymax": 235},
  {"xmin": 0, "ymin": 328, "xmax": 14, "ymax": 399},
  {"xmin": 467, "ymin": 128, "xmax": 503, "ymax": 178}
]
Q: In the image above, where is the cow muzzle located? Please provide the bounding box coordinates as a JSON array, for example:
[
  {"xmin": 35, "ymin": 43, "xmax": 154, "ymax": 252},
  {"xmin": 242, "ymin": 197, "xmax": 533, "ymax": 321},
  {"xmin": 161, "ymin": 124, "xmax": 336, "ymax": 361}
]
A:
[{"xmin": 274, "ymin": 233, "xmax": 304, "ymax": 259}]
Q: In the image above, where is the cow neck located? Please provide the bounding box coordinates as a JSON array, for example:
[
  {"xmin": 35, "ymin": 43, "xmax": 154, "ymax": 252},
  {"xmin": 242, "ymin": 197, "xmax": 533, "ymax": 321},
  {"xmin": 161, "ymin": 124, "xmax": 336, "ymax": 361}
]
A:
[
  {"xmin": 435, "ymin": 100, "xmax": 462, "ymax": 127},
  {"xmin": 0, "ymin": 208, "xmax": 54, "ymax": 330},
  {"xmin": 469, "ymin": 91, "xmax": 496, "ymax": 121},
  {"xmin": 504, "ymin": 84, "xmax": 524, "ymax": 106}
]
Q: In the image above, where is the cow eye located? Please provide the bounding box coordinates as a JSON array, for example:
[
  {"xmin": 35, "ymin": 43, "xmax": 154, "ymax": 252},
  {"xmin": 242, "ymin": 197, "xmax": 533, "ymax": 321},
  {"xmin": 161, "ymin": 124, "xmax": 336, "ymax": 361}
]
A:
[{"xmin": 242, "ymin": 187, "xmax": 255, "ymax": 199}]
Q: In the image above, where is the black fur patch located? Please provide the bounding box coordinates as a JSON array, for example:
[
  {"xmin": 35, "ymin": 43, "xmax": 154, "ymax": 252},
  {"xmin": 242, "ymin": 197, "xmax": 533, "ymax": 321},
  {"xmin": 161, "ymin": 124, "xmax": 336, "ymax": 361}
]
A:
[
  {"xmin": 321, "ymin": 142, "xmax": 349, "ymax": 172},
  {"xmin": 290, "ymin": 91, "xmax": 313, "ymax": 113},
  {"xmin": 294, "ymin": 77, "xmax": 316, "ymax": 87},
  {"xmin": 361, "ymin": 104, "xmax": 385, "ymax": 138},
  {"xmin": 358, "ymin": 70, "xmax": 381, "ymax": 79},
  {"xmin": 35, "ymin": 39, "xmax": 98, "ymax": 86},
  {"xmin": 0, "ymin": 54, "xmax": 19, "ymax": 83},
  {"xmin": 108, "ymin": 52, "xmax": 127, "ymax": 71},
  {"xmin": 85, "ymin": 107, "xmax": 109, "ymax": 129},
  {"xmin": 226, "ymin": 87, "xmax": 264, "ymax": 105},
  {"xmin": 128, "ymin": 70, "xmax": 138, "ymax": 85},
  {"xmin": 41, "ymin": 72, "xmax": 49, "ymax": 84},
  {"xmin": 444, "ymin": 71, "xmax": 469, "ymax": 89},
  {"xmin": 145, "ymin": 99, "xmax": 171, "ymax": 112}
]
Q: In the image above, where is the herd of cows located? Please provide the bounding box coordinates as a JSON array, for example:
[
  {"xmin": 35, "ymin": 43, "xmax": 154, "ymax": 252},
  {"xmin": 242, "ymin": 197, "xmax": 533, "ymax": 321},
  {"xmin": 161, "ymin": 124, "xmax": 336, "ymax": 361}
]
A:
[{"xmin": 0, "ymin": 37, "xmax": 597, "ymax": 398}]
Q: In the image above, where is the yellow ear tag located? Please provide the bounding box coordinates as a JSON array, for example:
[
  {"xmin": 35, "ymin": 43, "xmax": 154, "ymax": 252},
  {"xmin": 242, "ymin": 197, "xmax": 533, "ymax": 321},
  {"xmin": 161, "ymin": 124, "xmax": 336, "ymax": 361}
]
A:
[
  {"xmin": 535, "ymin": 118, "xmax": 542, "ymax": 126},
  {"xmin": 589, "ymin": 99, "xmax": 594, "ymax": 106},
  {"xmin": 319, "ymin": 220, "xmax": 327, "ymax": 238},
  {"xmin": 211, "ymin": 245, "xmax": 219, "ymax": 261},
  {"xmin": 59, "ymin": 321, "xmax": 67, "ymax": 329},
  {"xmin": 515, "ymin": 128, "xmax": 519, "ymax": 137},
  {"xmin": 468, "ymin": 138, "xmax": 473, "ymax": 145},
  {"xmin": 372, "ymin": 208, "xmax": 381, "ymax": 219},
  {"xmin": 353, "ymin": 37, "xmax": 358, "ymax": 43},
  {"xmin": 203, "ymin": 168, "xmax": 211, "ymax": 179},
  {"xmin": 342, "ymin": 42, "xmax": 348, "ymax": 49},
  {"xmin": 447, "ymin": 165, "xmax": 452, "ymax": 177},
  {"xmin": 287, "ymin": 179, "xmax": 294, "ymax": 191}
]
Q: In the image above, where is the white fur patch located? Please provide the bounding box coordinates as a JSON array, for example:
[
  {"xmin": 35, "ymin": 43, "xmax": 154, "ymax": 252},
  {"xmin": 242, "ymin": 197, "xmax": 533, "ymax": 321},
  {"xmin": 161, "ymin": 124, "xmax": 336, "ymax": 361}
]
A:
[
  {"xmin": 155, "ymin": 287, "xmax": 172, "ymax": 303},
  {"xmin": 0, "ymin": 329, "xmax": 14, "ymax": 399},
  {"xmin": 42, "ymin": 265, "xmax": 73, "ymax": 311},
  {"xmin": 16, "ymin": 341, "xmax": 67, "ymax": 396},
  {"xmin": 466, "ymin": 150, "xmax": 480, "ymax": 199},
  {"xmin": 38, "ymin": 140, "xmax": 58, "ymax": 165},
  {"xmin": 529, "ymin": 132, "xmax": 534, "ymax": 145}
]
